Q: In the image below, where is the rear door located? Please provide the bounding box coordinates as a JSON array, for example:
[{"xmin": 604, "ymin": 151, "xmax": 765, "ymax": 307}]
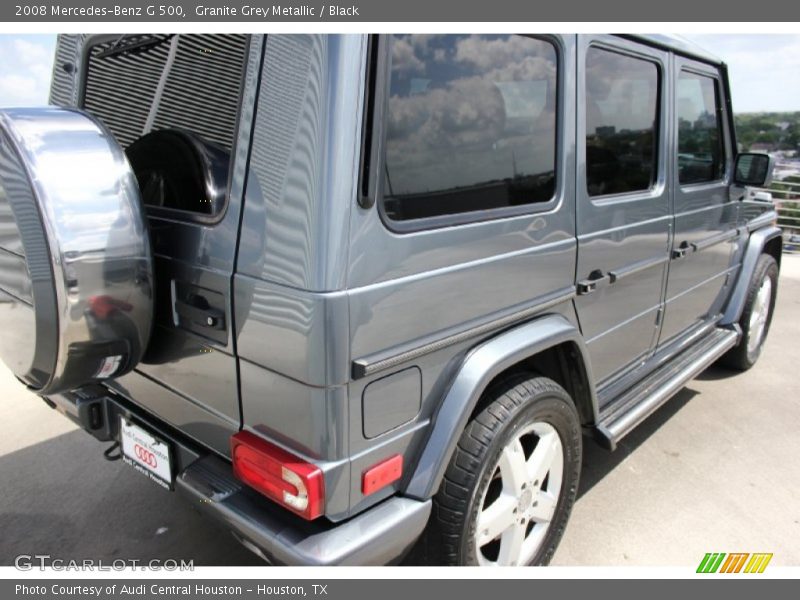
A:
[
  {"xmin": 659, "ymin": 57, "xmax": 737, "ymax": 345},
  {"xmin": 574, "ymin": 36, "xmax": 671, "ymax": 390},
  {"xmin": 75, "ymin": 34, "xmax": 263, "ymax": 457}
]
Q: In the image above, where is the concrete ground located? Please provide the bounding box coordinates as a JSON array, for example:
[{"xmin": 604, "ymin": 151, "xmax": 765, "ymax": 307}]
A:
[{"xmin": 0, "ymin": 257, "xmax": 798, "ymax": 567}]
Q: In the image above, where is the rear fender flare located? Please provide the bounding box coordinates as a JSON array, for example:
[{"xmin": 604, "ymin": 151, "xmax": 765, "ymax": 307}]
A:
[{"xmin": 405, "ymin": 313, "xmax": 596, "ymax": 500}]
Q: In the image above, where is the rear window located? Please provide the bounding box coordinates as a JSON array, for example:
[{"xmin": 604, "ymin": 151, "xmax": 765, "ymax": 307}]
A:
[{"xmin": 381, "ymin": 35, "xmax": 558, "ymax": 223}]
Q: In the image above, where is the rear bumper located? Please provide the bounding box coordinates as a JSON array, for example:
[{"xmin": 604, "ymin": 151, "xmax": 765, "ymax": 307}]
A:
[
  {"xmin": 178, "ymin": 455, "xmax": 431, "ymax": 565},
  {"xmin": 45, "ymin": 387, "xmax": 432, "ymax": 566}
]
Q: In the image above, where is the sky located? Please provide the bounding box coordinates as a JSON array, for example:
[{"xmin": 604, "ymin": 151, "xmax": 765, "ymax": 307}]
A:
[
  {"xmin": 681, "ymin": 34, "xmax": 800, "ymax": 113},
  {"xmin": 0, "ymin": 33, "xmax": 798, "ymax": 112},
  {"xmin": 0, "ymin": 34, "xmax": 56, "ymax": 106}
]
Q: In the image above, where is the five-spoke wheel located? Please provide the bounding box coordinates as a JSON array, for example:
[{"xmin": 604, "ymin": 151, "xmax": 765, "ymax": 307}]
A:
[
  {"xmin": 475, "ymin": 421, "xmax": 563, "ymax": 566},
  {"xmin": 722, "ymin": 253, "xmax": 778, "ymax": 370},
  {"xmin": 425, "ymin": 375, "xmax": 581, "ymax": 566}
]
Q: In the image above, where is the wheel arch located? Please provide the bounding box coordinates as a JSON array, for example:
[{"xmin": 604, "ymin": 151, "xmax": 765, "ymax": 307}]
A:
[
  {"xmin": 405, "ymin": 313, "xmax": 597, "ymax": 500},
  {"xmin": 721, "ymin": 225, "xmax": 782, "ymax": 326}
]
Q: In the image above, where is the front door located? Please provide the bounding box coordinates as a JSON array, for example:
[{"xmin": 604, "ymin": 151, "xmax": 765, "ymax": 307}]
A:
[
  {"xmin": 575, "ymin": 36, "xmax": 671, "ymax": 392},
  {"xmin": 659, "ymin": 57, "xmax": 738, "ymax": 346}
]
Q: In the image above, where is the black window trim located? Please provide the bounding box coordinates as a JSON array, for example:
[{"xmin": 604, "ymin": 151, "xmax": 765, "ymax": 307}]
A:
[
  {"xmin": 362, "ymin": 33, "xmax": 565, "ymax": 234},
  {"xmin": 583, "ymin": 40, "xmax": 665, "ymax": 201},
  {"xmin": 78, "ymin": 33, "xmax": 253, "ymax": 227},
  {"xmin": 675, "ymin": 65, "xmax": 729, "ymax": 189}
]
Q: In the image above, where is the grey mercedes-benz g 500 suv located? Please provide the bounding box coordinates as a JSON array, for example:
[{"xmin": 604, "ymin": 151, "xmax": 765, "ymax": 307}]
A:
[{"xmin": 0, "ymin": 33, "xmax": 781, "ymax": 566}]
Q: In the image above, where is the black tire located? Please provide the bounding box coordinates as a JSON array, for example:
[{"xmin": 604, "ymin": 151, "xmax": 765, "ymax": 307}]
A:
[
  {"xmin": 424, "ymin": 374, "xmax": 582, "ymax": 566},
  {"xmin": 720, "ymin": 253, "xmax": 778, "ymax": 371}
]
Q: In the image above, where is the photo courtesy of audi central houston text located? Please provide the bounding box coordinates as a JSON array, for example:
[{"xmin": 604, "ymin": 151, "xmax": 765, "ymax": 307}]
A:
[{"xmin": 0, "ymin": 33, "xmax": 788, "ymax": 566}]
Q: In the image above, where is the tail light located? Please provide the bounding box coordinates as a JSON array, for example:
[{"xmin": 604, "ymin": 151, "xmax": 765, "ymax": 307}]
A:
[{"xmin": 230, "ymin": 431, "xmax": 324, "ymax": 520}]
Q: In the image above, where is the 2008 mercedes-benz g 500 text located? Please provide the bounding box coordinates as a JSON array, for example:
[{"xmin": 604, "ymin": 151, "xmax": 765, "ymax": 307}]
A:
[{"xmin": 0, "ymin": 34, "xmax": 780, "ymax": 566}]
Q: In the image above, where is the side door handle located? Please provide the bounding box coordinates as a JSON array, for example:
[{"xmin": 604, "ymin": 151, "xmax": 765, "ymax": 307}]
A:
[
  {"xmin": 577, "ymin": 270, "xmax": 610, "ymax": 295},
  {"xmin": 672, "ymin": 241, "xmax": 691, "ymax": 260},
  {"xmin": 175, "ymin": 298, "xmax": 226, "ymax": 330}
]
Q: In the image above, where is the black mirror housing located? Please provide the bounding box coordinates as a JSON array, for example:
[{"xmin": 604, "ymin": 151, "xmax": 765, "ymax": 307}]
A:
[{"xmin": 734, "ymin": 152, "xmax": 775, "ymax": 188}]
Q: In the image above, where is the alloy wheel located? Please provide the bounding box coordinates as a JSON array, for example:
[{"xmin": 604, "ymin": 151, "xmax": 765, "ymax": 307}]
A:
[
  {"xmin": 474, "ymin": 421, "xmax": 564, "ymax": 566},
  {"xmin": 747, "ymin": 277, "xmax": 772, "ymax": 355}
]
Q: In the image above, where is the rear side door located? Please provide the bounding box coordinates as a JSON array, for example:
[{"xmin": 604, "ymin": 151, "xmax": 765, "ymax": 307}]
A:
[
  {"xmin": 659, "ymin": 57, "xmax": 737, "ymax": 345},
  {"xmin": 574, "ymin": 36, "xmax": 671, "ymax": 390}
]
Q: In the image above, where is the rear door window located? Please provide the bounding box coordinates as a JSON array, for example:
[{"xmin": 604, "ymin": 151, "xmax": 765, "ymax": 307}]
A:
[{"xmin": 585, "ymin": 47, "xmax": 660, "ymax": 197}]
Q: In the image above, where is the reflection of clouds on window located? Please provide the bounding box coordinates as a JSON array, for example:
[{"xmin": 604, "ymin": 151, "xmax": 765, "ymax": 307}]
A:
[
  {"xmin": 383, "ymin": 35, "xmax": 558, "ymax": 221},
  {"xmin": 391, "ymin": 37, "xmax": 425, "ymax": 74},
  {"xmin": 409, "ymin": 78, "xmax": 431, "ymax": 96},
  {"xmin": 586, "ymin": 49, "xmax": 657, "ymax": 134},
  {"xmin": 454, "ymin": 35, "xmax": 547, "ymax": 72},
  {"xmin": 495, "ymin": 81, "xmax": 547, "ymax": 125},
  {"xmin": 678, "ymin": 78, "xmax": 704, "ymax": 121}
]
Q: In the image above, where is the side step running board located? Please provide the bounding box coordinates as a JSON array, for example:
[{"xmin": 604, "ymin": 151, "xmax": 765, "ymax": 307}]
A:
[{"xmin": 596, "ymin": 327, "xmax": 739, "ymax": 450}]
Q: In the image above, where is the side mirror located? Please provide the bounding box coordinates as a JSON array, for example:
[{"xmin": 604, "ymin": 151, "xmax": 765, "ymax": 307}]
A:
[{"xmin": 733, "ymin": 152, "xmax": 775, "ymax": 188}]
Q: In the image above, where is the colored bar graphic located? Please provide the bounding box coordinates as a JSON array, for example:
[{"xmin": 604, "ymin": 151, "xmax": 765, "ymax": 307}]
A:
[
  {"xmin": 710, "ymin": 553, "xmax": 726, "ymax": 573},
  {"xmin": 733, "ymin": 553, "xmax": 749, "ymax": 573},
  {"xmin": 744, "ymin": 553, "xmax": 773, "ymax": 573},
  {"xmin": 720, "ymin": 553, "xmax": 749, "ymax": 573},
  {"xmin": 697, "ymin": 552, "xmax": 772, "ymax": 574},
  {"xmin": 697, "ymin": 553, "xmax": 725, "ymax": 573}
]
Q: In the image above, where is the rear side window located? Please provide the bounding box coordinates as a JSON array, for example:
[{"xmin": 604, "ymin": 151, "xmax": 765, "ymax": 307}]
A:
[
  {"xmin": 585, "ymin": 47, "xmax": 660, "ymax": 197},
  {"xmin": 381, "ymin": 35, "xmax": 558, "ymax": 223},
  {"xmin": 677, "ymin": 71, "xmax": 725, "ymax": 184}
]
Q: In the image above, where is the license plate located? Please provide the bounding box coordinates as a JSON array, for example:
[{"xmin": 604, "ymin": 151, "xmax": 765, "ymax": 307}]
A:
[{"xmin": 120, "ymin": 417, "xmax": 173, "ymax": 490}]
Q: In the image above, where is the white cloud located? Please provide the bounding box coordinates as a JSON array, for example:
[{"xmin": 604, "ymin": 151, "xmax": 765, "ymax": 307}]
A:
[{"xmin": 0, "ymin": 35, "xmax": 56, "ymax": 107}]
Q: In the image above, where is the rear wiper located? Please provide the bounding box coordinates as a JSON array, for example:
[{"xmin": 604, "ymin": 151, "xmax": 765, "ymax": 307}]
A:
[{"xmin": 95, "ymin": 34, "xmax": 175, "ymax": 59}]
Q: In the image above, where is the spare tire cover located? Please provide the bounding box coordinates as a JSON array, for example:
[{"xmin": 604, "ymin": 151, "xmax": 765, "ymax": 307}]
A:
[{"xmin": 0, "ymin": 107, "xmax": 153, "ymax": 395}]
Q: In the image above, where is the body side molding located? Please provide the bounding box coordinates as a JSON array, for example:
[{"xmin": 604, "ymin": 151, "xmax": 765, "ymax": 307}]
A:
[
  {"xmin": 351, "ymin": 287, "xmax": 576, "ymax": 379},
  {"xmin": 404, "ymin": 313, "xmax": 596, "ymax": 500}
]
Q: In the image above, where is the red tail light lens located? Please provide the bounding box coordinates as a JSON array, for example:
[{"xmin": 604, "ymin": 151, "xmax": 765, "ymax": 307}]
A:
[{"xmin": 230, "ymin": 431, "xmax": 324, "ymax": 520}]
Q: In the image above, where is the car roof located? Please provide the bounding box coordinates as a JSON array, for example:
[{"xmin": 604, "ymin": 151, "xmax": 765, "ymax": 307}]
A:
[{"xmin": 624, "ymin": 34, "xmax": 724, "ymax": 66}]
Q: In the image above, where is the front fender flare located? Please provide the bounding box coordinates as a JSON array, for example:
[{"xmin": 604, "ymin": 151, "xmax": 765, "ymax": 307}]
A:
[
  {"xmin": 405, "ymin": 313, "xmax": 596, "ymax": 500},
  {"xmin": 721, "ymin": 225, "xmax": 782, "ymax": 326}
]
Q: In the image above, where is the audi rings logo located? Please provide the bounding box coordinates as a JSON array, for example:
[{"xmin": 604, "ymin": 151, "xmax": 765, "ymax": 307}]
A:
[{"xmin": 134, "ymin": 444, "xmax": 158, "ymax": 468}]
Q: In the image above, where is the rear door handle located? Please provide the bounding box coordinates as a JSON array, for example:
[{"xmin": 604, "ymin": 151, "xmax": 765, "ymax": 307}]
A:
[{"xmin": 175, "ymin": 298, "xmax": 225, "ymax": 330}]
